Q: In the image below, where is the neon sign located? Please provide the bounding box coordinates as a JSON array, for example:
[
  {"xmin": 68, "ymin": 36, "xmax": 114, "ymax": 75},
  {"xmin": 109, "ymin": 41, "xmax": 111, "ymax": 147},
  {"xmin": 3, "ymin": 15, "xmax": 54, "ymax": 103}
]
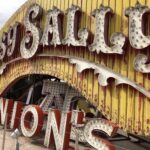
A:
[
  {"xmin": 0, "ymin": 2, "xmax": 150, "ymax": 73},
  {"xmin": 0, "ymin": 98, "xmax": 118, "ymax": 150}
]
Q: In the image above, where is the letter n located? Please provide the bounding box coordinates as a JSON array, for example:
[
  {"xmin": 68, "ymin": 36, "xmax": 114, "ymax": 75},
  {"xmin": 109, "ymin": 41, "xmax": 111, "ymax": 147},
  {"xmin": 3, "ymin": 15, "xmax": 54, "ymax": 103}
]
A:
[{"xmin": 44, "ymin": 109, "xmax": 72, "ymax": 150}]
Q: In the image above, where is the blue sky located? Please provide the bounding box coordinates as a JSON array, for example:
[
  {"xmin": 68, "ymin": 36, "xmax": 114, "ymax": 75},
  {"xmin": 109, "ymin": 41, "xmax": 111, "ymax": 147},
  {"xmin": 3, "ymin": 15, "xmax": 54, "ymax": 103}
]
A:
[{"xmin": 0, "ymin": 0, "xmax": 26, "ymax": 27}]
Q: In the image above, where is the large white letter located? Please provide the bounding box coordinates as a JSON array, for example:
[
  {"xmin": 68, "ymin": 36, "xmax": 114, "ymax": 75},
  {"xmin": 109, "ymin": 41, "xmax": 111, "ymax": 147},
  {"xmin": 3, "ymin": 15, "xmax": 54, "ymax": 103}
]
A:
[
  {"xmin": 84, "ymin": 119, "xmax": 118, "ymax": 150},
  {"xmin": 89, "ymin": 4, "xmax": 126, "ymax": 54},
  {"xmin": 62, "ymin": 5, "xmax": 89, "ymax": 46},
  {"xmin": 44, "ymin": 109, "xmax": 71, "ymax": 150},
  {"xmin": 125, "ymin": 2, "xmax": 150, "ymax": 49},
  {"xmin": 40, "ymin": 7, "xmax": 63, "ymax": 47},
  {"xmin": 20, "ymin": 4, "xmax": 43, "ymax": 59}
]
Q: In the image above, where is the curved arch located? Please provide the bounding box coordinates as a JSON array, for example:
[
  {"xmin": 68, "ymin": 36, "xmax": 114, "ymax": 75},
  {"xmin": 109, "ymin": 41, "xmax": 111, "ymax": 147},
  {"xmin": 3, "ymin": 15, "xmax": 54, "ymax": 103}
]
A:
[
  {"xmin": 0, "ymin": 56, "xmax": 149, "ymax": 136},
  {"xmin": 0, "ymin": 0, "xmax": 150, "ymax": 136}
]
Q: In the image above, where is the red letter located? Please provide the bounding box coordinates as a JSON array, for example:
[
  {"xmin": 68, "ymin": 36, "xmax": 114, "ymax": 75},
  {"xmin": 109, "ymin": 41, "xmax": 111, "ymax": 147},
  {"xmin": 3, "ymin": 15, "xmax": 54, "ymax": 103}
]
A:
[
  {"xmin": 10, "ymin": 101, "xmax": 23, "ymax": 129},
  {"xmin": 0, "ymin": 98, "xmax": 14, "ymax": 125},
  {"xmin": 20, "ymin": 105, "xmax": 44, "ymax": 137}
]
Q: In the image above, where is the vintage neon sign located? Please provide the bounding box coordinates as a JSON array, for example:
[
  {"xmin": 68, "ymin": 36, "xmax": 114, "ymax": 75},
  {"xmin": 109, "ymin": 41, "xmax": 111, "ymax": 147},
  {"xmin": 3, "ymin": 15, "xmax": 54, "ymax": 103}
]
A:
[
  {"xmin": 0, "ymin": 98, "xmax": 118, "ymax": 150},
  {"xmin": 0, "ymin": 2, "xmax": 150, "ymax": 72},
  {"xmin": 0, "ymin": 2, "xmax": 150, "ymax": 100}
]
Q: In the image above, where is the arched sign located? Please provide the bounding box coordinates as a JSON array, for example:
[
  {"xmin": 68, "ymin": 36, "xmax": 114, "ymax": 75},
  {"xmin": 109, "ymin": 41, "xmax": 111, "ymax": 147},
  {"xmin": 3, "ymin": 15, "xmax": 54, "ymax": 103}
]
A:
[{"xmin": 0, "ymin": 0, "xmax": 149, "ymax": 145}]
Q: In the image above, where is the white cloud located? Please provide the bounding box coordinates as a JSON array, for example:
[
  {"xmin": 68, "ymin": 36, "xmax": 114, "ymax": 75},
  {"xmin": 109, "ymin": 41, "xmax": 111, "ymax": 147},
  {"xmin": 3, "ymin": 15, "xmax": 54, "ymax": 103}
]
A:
[{"xmin": 0, "ymin": 0, "xmax": 27, "ymax": 27}]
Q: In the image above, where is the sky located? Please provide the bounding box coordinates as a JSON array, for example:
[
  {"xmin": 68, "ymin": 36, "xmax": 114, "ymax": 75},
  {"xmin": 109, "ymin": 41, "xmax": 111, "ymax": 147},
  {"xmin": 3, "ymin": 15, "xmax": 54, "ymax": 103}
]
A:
[{"xmin": 0, "ymin": 0, "xmax": 27, "ymax": 28}]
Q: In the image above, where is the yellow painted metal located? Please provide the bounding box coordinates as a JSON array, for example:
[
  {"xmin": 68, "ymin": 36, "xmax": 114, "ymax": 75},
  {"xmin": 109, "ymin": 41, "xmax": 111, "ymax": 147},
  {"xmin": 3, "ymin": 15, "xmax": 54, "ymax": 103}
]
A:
[{"xmin": 0, "ymin": 0, "xmax": 150, "ymax": 136}]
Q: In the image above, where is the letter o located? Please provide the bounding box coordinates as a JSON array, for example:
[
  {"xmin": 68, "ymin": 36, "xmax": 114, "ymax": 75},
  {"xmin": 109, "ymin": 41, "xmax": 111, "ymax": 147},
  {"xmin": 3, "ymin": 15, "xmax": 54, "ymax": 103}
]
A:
[{"xmin": 21, "ymin": 105, "xmax": 44, "ymax": 137}]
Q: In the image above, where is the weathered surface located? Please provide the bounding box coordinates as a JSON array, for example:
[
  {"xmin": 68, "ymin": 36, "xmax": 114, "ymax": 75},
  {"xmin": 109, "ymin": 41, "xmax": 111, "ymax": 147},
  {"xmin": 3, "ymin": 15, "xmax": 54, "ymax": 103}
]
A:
[
  {"xmin": 0, "ymin": 129, "xmax": 150, "ymax": 150},
  {"xmin": 0, "ymin": 0, "xmax": 150, "ymax": 136},
  {"xmin": 0, "ymin": 129, "xmax": 48, "ymax": 150}
]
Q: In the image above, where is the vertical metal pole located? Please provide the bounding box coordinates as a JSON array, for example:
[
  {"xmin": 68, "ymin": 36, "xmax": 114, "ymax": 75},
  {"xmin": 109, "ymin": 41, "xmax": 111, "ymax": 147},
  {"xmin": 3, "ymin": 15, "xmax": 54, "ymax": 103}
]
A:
[
  {"xmin": 75, "ymin": 131, "xmax": 79, "ymax": 150},
  {"xmin": 16, "ymin": 138, "xmax": 19, "ymax": 150},
  {"xmin": 26, "ymin": 85, "xmax": 34, "ymax": 104},
  {"xmin": 2, "ymin": 113, "xmax": 7, "ymax": 150}
]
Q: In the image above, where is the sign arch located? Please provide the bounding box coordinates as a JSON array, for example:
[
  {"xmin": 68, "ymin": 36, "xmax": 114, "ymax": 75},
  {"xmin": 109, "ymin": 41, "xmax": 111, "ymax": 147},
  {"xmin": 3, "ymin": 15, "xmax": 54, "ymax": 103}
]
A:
[{"xmin": 0, "ymin": 0, "xmax": 150, "ymax": 137}]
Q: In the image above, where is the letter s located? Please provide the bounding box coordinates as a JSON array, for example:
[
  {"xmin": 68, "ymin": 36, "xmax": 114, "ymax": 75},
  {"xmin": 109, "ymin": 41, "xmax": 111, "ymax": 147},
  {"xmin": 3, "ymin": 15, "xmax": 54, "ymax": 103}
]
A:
[
  {"xmin": 84, "ymin": 119, "xmax": 118, "ymax": 150},
  {"xmin": 20, "ymin": 4, "xmax": 42, "ymax": 59}
]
